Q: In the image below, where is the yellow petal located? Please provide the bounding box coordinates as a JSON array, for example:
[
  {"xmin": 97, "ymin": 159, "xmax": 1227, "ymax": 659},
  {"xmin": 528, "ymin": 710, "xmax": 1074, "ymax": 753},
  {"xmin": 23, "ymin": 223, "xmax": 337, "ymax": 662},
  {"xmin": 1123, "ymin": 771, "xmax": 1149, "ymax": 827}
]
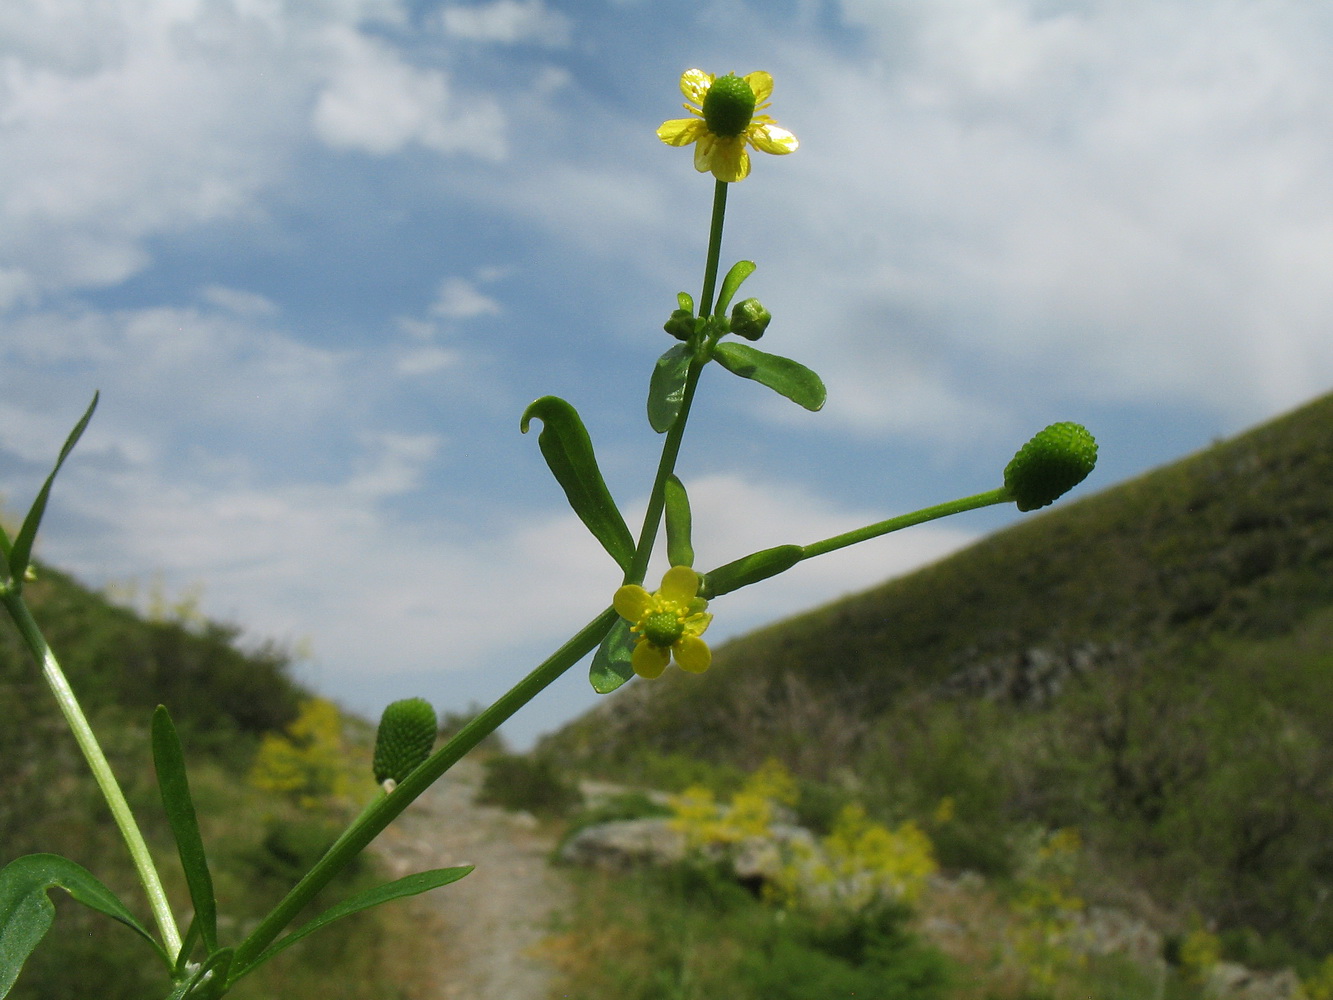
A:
[
  {"xmin": 708, "ymin": 139, "xmax": 750, "ymax": 182},
  {"xmin": 614, "ymin": 584, "xmax": 653, "ymax": 622},
  {"xmin": 744, "ymin": 71, "xmax": 774, "ymax": 105},
  {"xmin": 659, "ymin": 565, "xmax": 700, "ymax": 604},
  {"xmin": 693, "ymin": 131, "xmax": 718, "ymax": 173},
  {"xmin": 682, "ymin": 611, "xmax": 713, "ymax": 638},
  {"xmin": 679, "ymin": 68, "xmax": 713, "ymax": 105},
  {"xmin": 746, "ymin": 122, "xmax": 798, "ymax": 155},
  {"xmin": 632, "ymin": 640, "xmax": 670, "ymax": 679},
  {"xmin": 658, "ymin": 118, "xmax": 708, "ymax": 146},
  {"xmin": 673, "ymin": 634, "xmax": 712, "ymax": 673}
]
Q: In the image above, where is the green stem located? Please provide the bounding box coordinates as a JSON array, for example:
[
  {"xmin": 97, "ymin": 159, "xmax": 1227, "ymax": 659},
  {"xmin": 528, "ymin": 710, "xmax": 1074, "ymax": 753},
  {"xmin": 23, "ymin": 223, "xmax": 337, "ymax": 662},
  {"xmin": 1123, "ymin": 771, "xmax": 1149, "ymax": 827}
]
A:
[
  {"xmin": 626, "ymin": 180, "xmax": 730, "ymax": 585},
  {"xmin": 0, "ymin": 591, "xmax": 182, "ymax": 960},
  {"xmin": 237, "ymin": 177, "xmax": 736, "ymax": 984},
  {"xmin": 230, "ymin": 606, "xmax": 619, "ymax": 982},
  {"xmin": 799, "ymin": 488, "xmax": 1012, "ymax": 560},
  {"xmin": 698, "ymin": 180, "xmax": 729, "ymax": 317}
]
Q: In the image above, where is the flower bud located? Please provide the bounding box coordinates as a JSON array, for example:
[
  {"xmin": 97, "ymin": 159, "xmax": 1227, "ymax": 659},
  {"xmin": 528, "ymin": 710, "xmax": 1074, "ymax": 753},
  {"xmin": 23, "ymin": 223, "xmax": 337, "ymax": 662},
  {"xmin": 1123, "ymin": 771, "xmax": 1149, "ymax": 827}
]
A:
[
  {"xmin": 664, "ymin": 308, "xmax": 696, "ymax": 341},
  {"xmin": 729, "ymin": 298, "xmax": 771, "ymax": 341},
  {"xmin": 1004, "ymin": 422, "xmax": 1098, "ymax": 512},
  {"xmin": 373, "ymin": 697, "xmax": 437, "ymax": 787}
]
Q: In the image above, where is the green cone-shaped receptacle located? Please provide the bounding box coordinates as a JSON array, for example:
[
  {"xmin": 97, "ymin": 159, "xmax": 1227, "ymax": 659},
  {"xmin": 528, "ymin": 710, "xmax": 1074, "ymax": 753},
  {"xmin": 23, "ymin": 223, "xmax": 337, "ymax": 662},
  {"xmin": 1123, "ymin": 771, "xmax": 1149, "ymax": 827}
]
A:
[
  {"xmin": 373, "ymin": 698, "xmax": 437, "ymax": 786},
  {"xmin": 1004, "ymin": 422, "xmax": 1098, "ymax": 512}
]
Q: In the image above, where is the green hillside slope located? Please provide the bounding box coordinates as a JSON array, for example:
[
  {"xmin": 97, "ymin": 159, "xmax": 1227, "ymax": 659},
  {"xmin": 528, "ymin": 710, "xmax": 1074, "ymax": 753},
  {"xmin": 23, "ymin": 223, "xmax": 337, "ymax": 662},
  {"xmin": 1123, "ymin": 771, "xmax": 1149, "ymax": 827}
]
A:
[
  {"xmin": 0, "ymin": 567, "xmax": 427, "ymax": 998},
  {"xmin": 548, "ymin": 390, "xmax": 1333, "ymax": 959}
]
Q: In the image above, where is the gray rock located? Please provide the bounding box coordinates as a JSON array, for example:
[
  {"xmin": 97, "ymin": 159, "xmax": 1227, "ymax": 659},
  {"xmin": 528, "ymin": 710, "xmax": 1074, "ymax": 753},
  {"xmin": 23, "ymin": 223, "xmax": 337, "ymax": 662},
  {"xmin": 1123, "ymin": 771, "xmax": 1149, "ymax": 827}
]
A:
[
  {"xmin": 1207, "ymin": 962, "xmax": 1308, "ymax": 1000},
  {"xmin": 557, "ymin": 819, "xmax": 686, "ymax": 872},
  {"xmin": 1077, "ymin": 905, "xmax": 1163, "ymax": 965}
]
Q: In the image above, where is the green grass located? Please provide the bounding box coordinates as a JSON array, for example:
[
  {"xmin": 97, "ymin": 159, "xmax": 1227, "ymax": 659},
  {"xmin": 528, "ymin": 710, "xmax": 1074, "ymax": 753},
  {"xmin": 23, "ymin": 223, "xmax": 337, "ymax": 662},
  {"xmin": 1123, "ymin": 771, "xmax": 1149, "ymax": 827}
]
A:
[
  {"xmin": 546, "ymin": 389, "xmax": 1333, "ymax": 961},
  {"xmin": 0, "ymin": 567, "xmax": 435, "ymax": 998},
  {"xmin": 548, "ymin": 864, "xmax": 952, "ymax": 1000}
]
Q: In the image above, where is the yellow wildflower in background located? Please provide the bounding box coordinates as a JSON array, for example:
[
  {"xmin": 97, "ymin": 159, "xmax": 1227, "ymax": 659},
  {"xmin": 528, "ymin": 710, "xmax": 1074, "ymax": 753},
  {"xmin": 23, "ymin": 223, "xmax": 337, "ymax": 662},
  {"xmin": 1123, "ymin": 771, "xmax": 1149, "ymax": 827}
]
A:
[
  {"xmin": 613, "ymin": 565, "xmax": 713, "ymax": 678},
  {"xmin": 657, "ymin": 69, "xmax": 798, "ymax": 182},
  {"xmin": 248, "ymin": 698, "xmax": 351, "ymax": 809},
  {"xmin": 670, "ymin": 760, "xmax": 797, "ymax": 848}
]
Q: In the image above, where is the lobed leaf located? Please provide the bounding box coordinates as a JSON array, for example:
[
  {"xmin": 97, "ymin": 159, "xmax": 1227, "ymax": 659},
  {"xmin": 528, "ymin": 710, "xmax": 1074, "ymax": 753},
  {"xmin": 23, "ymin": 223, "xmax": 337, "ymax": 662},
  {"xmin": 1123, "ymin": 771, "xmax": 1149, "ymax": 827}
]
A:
[
  {"xmin": 663, "ymin": 475, "xmax": 694, "ymax": 569},
  {"xmin": 521, "ymin": 397, "xmax": 635, "ymax": 572},
  {"xmin": 590, "ymin": 619, "xmax": 637, "ymax": 694},
  {"xmin": 0, "ymin": 853, "xmax": 164, "ymax": 998},
  {"xmin": 701, "ymin": 545, "xmax": 805, "ymax": 599},
  {"xmin": 713, "ymin": 260, "xmax": 756, "ymax": 316},
  {"xmin": 647, "ymin": 345, "xmax": 691, "ymax": 434},
  {"xmin": 712, "ymin": 343, "xmax": 826, "ymax": 412}
]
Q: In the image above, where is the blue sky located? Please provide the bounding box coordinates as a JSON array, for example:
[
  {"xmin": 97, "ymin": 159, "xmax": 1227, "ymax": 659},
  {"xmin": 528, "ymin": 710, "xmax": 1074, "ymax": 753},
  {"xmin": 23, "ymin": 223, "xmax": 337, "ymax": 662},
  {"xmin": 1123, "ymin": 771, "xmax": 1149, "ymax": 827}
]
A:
[{"xmin": 4, "ymin": 0, "xmax": 1333, "ymax": 747}]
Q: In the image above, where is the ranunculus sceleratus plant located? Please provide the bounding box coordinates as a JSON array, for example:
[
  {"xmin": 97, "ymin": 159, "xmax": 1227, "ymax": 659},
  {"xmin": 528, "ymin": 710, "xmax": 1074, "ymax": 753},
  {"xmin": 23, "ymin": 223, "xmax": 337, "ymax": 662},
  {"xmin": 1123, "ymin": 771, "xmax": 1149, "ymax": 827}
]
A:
[{"xmin": 0, "ymin": 67, "xmax": 1098, "ymax": 998}]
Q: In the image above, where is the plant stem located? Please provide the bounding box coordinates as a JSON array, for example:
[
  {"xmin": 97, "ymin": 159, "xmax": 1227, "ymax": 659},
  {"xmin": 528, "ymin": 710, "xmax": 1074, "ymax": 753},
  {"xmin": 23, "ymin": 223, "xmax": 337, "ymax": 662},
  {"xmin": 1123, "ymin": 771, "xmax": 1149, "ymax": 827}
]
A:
[
  {"xmin": 698, "ymin": 180, "xmax": 729, "ymax": 317},
  {"xmin": 237, "ymin": 177, "xmax": 737, "ymax": 982},
  {"xmin": 230, "ymin": 606, "xmax": 619, "ymax": 981},
  {"xmin": 626, "ymin": 180, "xmax": 730, "ymax": 585},
  {"xmin": 0, "ymin": 591, "xmax": 182, "ymax": 960},
  {"xmin": 800, "ymin": 488, "xmax": 1012, "ymax": 560}
]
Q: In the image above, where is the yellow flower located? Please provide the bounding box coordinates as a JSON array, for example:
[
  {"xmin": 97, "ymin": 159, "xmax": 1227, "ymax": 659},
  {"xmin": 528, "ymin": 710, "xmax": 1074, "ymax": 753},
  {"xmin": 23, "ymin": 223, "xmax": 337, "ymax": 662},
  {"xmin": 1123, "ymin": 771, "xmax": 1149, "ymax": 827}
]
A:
[
  {"xmin": 657, "ymin": 69, "xmax": 798, "ymax": 182},
  {"xmin": 613, "ymin": 565, "xmax": 713, "ymax": 678}
]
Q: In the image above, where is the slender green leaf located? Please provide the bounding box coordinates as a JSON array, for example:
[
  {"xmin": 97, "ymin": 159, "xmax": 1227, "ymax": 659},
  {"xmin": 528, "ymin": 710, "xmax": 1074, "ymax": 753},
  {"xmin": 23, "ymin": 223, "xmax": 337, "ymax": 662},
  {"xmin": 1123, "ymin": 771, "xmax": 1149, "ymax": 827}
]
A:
[
  {"xmin": 152, "ymin": 706, "xmax": 217, "ymax": 952},
  {"xmin": 521, "ymin": 397, "xmax": 635, "ymax": 571},
  {"xmin": 647, "ymin": 345, "xmax": 691, "ymax": 434},
  {"xmin": 0, "ymin": 853, "xmax": 165, "ymax": 997},
  {"xmin": 9, "ymin": 392, "xmax": 99, "ymax": 586},
  {"xmin": 702, "ymin": 545, "xmax": 805, "ymax": 599},
  {"xmin": 238, "ymin": 867, "xmax": 472, "ymax": 978},
  {"xmin": 0, "ymin": 522, "xmax": 12, "ymax": 583},
  {"xmin": 173, "ymin": 916, "xmax": 204, "ymax": 979},
  {"xmin": 712, "ymin": 343, "xmax": 826, "ymax": 412},
  {"xmin": 663, "ymin": 476, "xmax": 694, "ymax": 569},
  {"xmin": 714, "ymin": 260, "xmax": 756, "ymax": 317},
  {"xmin": 590, "ymin": 619, "xmax": 636, "ymax": 694}
]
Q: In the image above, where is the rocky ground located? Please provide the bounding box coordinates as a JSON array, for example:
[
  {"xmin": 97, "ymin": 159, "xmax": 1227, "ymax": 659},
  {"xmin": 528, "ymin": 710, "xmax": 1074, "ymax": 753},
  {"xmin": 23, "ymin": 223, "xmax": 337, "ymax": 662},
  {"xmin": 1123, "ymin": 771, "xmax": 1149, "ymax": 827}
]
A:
[{"xmin": 373, "ymin": 757, "xmax": 573, "ymax": 1000}]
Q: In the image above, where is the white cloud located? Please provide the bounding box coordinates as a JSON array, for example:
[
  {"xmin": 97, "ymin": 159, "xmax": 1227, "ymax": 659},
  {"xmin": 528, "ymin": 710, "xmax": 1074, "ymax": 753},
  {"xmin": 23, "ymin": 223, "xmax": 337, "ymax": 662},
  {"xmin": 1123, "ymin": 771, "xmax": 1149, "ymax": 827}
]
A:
[
  {"xmin": 34, "ymin": 452, "xmax": 974, "ymax": 720},
  {"xmin": 0, "ymin": 0, "xmax": 515, "ymax": 299},
  {"xmin": 725, "ymin": 1, "xmax": 1333, "ymax": 440},
  {"xmin": 200, "ymin": 285, "xmax": 279, "ymax": 319},
  {"xmin": 311, "ymin": 25, "xmax": 506, "ymax": 159},
  {"xmin": 0, "ymin": 304, "xmax": 350, "ymax": 466},
  {"xmin": 431, "ymin": 276, "xmax": 503, "ymax": 320},
  {"xmin": 0, "ymin": 0, "xmax": 304, "ymax": 295},
  {"xmin": 440, "ymin": 0, "xmax": 573, "ymax": 47},
  {"xmin": 396, "ymin": 346, "xmax": 459, "ymax": 376}
]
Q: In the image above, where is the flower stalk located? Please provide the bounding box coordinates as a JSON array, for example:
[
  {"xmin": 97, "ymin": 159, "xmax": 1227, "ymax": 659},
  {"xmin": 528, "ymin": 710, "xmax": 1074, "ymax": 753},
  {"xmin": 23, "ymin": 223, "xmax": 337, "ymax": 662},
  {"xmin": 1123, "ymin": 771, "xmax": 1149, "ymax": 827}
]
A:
[{"xmin": 0, "ymin": 590, "xmax": 182, "ymax": 961}]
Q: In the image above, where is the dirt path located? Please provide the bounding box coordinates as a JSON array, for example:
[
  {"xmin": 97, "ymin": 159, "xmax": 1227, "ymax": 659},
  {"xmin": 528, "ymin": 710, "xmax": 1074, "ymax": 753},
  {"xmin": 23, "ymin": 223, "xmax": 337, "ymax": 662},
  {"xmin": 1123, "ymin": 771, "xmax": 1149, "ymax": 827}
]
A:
[{"xmin": 373, "ymin": 757, "xmax": 573, "ymax": 1000}]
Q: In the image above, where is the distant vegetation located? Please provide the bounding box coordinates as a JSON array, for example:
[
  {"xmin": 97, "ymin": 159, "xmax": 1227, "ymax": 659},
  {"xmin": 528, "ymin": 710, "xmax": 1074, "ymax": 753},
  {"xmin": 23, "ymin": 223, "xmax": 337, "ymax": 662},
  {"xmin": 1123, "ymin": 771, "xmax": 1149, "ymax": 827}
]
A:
[
  {"xmin": 0, "ymin": 567, "xmax": 432, "ymax": 998},
  {"xmin": 547, "ymin": 390, "xmax": 1333, "ymax": 969}
]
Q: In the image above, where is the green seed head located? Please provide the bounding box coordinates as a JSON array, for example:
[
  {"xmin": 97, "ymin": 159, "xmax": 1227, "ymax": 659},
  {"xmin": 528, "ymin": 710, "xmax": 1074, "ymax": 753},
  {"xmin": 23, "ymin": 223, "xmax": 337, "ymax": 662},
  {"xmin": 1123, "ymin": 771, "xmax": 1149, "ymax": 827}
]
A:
[
  {"xmin": 702, "ymin": 74, "xmax": 756, "ymax": 138},
  {"xmin": 642, "ymin": 610, "xmax": 685, "ymax": 647},
  {"xmin": 1004, "ymin": 422, "xmax": 1098, "ymax": 512},
  {"xmin": 373, "ymin": 697, "xmax": 437, "ymax": 786}
]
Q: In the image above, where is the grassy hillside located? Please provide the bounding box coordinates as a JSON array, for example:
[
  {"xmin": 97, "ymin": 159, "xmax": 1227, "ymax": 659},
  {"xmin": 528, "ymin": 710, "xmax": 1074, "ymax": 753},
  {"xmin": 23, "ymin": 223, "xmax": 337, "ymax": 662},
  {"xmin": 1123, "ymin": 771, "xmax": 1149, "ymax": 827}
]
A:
[
  {"xmin": 0, "ymin": 566, "xmax": 432, "ymax": 999},
  {"xmin": 547, "ymin": 390, "xmax": 1333, "ymax": 961}
]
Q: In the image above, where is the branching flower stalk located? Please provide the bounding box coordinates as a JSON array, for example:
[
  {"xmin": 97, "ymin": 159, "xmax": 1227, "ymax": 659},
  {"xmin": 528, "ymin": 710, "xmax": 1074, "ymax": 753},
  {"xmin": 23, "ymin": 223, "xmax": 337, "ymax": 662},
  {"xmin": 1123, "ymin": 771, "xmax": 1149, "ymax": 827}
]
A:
[{"xmin": 0, "ymin": 66, "xmax": 1101, "ymax": 1000}]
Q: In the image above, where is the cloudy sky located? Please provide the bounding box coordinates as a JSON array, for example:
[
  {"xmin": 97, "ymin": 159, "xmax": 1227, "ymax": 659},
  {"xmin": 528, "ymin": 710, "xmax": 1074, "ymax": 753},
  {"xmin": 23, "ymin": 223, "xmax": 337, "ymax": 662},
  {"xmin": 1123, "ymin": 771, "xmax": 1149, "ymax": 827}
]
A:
[{"xmin": 3, "ymin": 0, "xmax": 1331, "ymax": 747}]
